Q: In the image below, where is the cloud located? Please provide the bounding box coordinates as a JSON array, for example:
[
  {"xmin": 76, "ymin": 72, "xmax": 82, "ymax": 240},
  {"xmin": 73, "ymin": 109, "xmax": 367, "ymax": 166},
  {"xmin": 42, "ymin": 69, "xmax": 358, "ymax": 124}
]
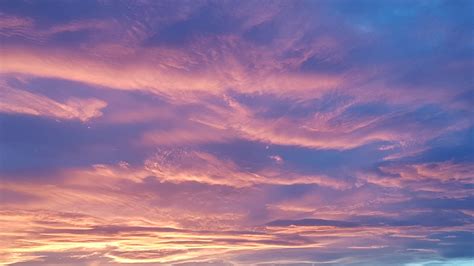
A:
[
  {"xmin": 1, "ymin": 159, "xmax": 472, "ymax": 265},
  {"xmin": 382, "ymin": 161, "xmax": 474, "ymax": 183},
  {"xmin": 1, "ymin": 0, "xmax": 473, "ymax": 265},
  {"xmin": 143, "ymin": 148, "xmax": 351, "ymax": 189},
  {"xmin": 0, "ymin": 208, "xmax": 311, "ymax": 265},
  {"xmin": 266, "ymin": 218, "xmax": 359, "ymax": 228},
  {"xmin": 267, "ymin": 210, "xmax": 474, "ymax": 229},
  {"xmin": 359, "ymin": 160, "xmax": 474, "ymax": 194},
  {"xmin": 0, "ymin": 84, "xmax": 106, "ymax": 121},
  {"xmin": 0, "ymin": 13, "xmax": 34, "ymax": 37},
  {"xmin": 0, "ymin": 45, "xmax": 344, "ymax": 98}
]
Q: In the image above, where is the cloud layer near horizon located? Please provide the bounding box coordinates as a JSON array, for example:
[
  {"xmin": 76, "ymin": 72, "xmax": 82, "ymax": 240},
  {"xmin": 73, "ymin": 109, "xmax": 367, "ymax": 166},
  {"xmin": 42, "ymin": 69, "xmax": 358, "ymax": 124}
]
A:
[{"xmin": 0, "ymin": 0, "xmax": 473, "ymax": 265}]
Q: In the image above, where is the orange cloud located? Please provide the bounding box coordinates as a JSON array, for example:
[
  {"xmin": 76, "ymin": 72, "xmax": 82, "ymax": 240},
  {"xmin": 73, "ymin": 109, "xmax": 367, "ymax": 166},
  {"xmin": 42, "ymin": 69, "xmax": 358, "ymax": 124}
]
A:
[{"xmin": 0, "ymin": 168, "xmax": 336, "ymax": 265}]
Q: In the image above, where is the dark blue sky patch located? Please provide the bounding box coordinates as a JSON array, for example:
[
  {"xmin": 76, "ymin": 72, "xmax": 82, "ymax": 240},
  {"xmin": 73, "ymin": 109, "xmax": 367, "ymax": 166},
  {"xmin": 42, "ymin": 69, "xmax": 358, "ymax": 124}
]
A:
[
  {"xmin": 0, "ymin": 114, "xmax": 151, "ymax": 177},
  {"xmin": 300, "ymin": 55, "xmax": 350, "ymax": 74},
  {"xmin": 49, "ymin": 29, "xmax": 95, "ymax": 46},
  {"xmin": 145, "ymin": 3, "xmax": 240, "ymax": 47},
  {"xmin": 202, "ymin": 138, "xmax": 391, "ymax": 179},
  {"xmin": 351, "ymin": 210, "xmax": 474, "ymax": 227},
  {"xmin": 391, "ymin": 127, "xmax": 474, "ymax": 165},
  {"xmin": 228, "ymin": 91, "xmax": 353, "ymax": 120},
  {"xmin": 0, "ymin": 0, "xmax": 114, "ymax": 27},
  {"xmin": 243, "ymin": 21, "xmax": 278, "ymax": 45}
]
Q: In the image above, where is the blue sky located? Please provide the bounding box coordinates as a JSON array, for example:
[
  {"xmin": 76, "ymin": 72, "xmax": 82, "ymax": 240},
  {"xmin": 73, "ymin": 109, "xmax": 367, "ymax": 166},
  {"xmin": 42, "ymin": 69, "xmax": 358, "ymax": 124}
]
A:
[{"xmin": 0, "ymin": 0, "xmax": 473, "ymax": 265}]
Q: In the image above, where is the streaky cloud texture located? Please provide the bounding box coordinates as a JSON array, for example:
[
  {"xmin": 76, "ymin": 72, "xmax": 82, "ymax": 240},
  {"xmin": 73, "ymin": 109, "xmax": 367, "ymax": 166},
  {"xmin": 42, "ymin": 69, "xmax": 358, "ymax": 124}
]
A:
[{"xmin": 0, "ymin": 0, "xmax": 473, "ymax": 265}]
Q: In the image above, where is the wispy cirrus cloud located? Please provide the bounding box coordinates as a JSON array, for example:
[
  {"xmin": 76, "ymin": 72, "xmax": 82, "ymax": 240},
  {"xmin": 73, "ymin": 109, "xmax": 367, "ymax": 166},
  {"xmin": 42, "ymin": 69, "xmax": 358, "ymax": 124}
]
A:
[
  {"xmin": 0, "ymin": 0, "xmax": 473, "ymax": 265},
  {"xmin": 0, "ymin": 44, "xmax": 344, "ymax": 98},
  {"xmin": 0, "ymin": 83, "xmax": 106, "ymax": 121}
]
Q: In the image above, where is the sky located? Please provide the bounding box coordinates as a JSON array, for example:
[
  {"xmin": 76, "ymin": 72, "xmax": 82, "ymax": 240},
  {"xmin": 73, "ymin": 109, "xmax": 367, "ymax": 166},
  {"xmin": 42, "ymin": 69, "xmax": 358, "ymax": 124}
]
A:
[{"xmin": 0, "ymin": 0, "xmax": 473, "ymax": 265}]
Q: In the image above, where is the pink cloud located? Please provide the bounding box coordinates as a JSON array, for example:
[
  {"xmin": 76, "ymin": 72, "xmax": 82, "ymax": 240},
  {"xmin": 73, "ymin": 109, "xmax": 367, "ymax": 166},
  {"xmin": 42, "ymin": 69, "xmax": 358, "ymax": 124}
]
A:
[{"xmin": 0, "ymin": 83, "xmax": 106, "ymax": 121}]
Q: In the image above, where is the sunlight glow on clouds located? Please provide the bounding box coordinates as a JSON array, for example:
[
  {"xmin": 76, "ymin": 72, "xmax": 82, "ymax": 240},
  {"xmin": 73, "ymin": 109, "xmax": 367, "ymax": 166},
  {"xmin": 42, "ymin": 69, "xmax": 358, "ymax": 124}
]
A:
[{"xmin": 0, "ymin": 0, "xmax": 473, "ymax": 265}]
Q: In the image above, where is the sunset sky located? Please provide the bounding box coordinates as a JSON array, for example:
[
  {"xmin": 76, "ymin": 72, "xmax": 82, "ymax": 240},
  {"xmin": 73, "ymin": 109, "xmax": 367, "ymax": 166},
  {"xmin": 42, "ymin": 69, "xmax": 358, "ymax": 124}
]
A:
[{"xmin": 0, "ymin": 0, "xmax": 473, "ymax": 265}]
